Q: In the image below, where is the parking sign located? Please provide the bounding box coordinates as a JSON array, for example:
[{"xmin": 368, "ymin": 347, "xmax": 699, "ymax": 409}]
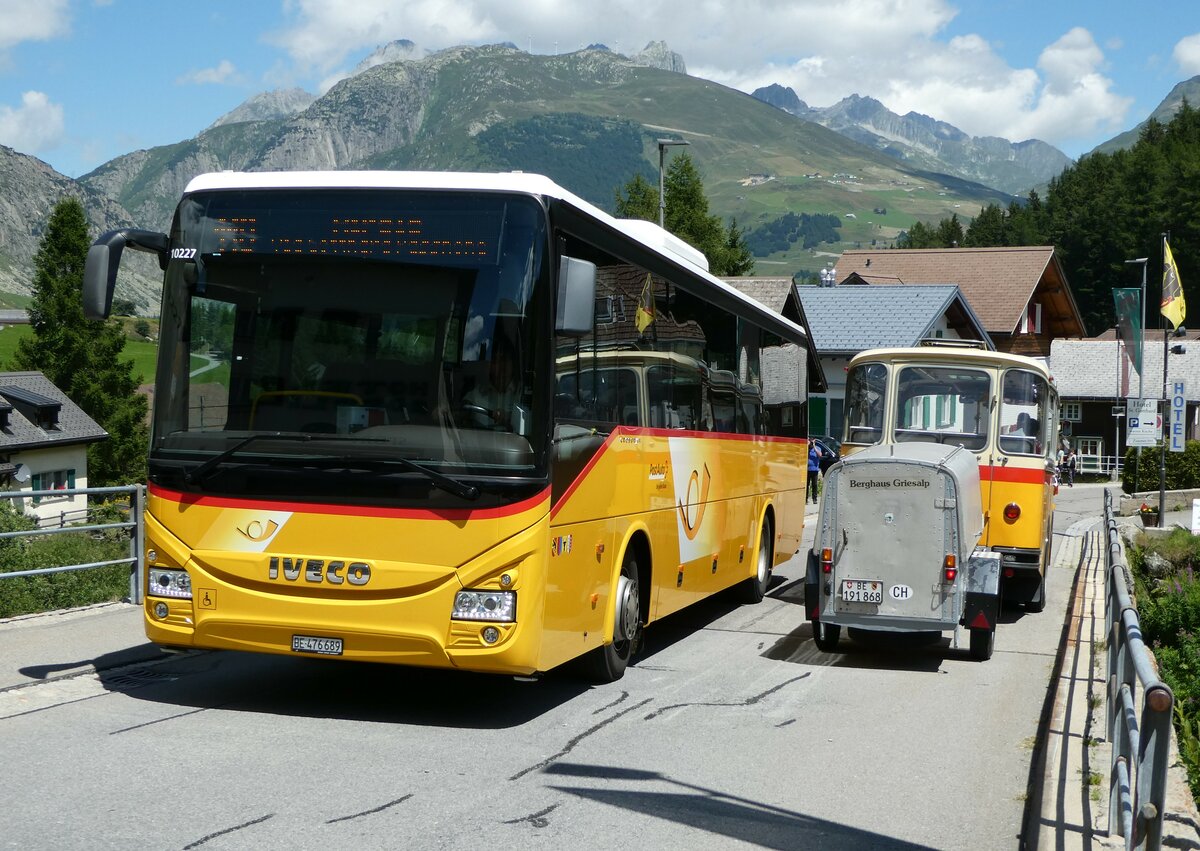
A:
[{"xmin": 1127, "ymin": 398, "xmax": 1160, "ymax": 447}]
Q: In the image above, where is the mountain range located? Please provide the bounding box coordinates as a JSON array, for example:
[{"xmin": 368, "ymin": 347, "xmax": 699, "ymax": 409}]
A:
[
  {"xmin": 751, "ymin": 85, "xmax": 1072, "ymax": 196},
  {"xmin": 0, "ymin": 40, "xmax": 1185, "ymax": 314}
]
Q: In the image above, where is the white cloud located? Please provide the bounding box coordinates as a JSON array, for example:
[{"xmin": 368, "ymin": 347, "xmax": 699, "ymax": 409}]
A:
[
  {"xmin": 176, "ymin": 60, "xmax": 238, "ymax": 86},
  {"xmin": 265, "ymin": 0, "xmax": 1129, "ymax": 151},
  {"xmin": 0, "ymin": 0, "xmax": 69, "ymax": 51},
  {"xmin": 0, "ymin": 91, "xmax": 65, "ymax": 153},
  {"xmin": 1174, "ymin": 33, "xmax": 1200, "ymax": 76}
]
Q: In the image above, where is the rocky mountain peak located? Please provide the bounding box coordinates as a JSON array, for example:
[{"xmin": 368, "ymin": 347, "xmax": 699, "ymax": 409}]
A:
[
  {"xmin": 631, "ymin": 41, "xmax": 687, "ymax": 73},
  {"xmin": 207, "ymin": 88, "xmax": 317, "ymax": 130}
]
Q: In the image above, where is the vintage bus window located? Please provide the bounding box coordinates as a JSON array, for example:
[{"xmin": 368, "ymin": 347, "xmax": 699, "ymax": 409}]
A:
[
  {"xmin": 894, "ymin": 365, "xmax": 990, "ymax": 451},
  {"xmin": 556, "ymin": 365, "xmax": 639, "ymax": 426},
  {"xmin": 998, "ymin": 369, "xmax": 1049, "ymax": 456},
  {"xmin": 646, "ymin": 361, "xmax": 704, "ymax": 430},
  {"xmin": 844, "ymin": 362, "xmax": 887, "ymax": 445}
]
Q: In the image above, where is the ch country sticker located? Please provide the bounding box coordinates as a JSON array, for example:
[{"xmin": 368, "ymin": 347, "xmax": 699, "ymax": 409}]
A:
[{"xmin": 677, "ymin": 463, "xmax": 711, "ymax": 541}]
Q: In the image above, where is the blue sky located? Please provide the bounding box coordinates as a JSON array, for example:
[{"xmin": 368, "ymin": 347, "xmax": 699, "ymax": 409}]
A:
[{"xmin": 2, "ymin": 0, "xmax": 1198, "ymax": 179}]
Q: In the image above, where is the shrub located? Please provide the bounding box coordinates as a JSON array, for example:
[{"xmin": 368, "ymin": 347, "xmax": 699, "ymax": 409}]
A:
[
  {"xmin": 0, "ymin": 500, "xmax": 134, "ymax": 619},
  {"xmin": 1123, "ymin": 440, "xmax": 1200, "ymax": 493},
  {"xmin": 1131, "ymin": 537, "xmax": 1200, "ymax": 803}
]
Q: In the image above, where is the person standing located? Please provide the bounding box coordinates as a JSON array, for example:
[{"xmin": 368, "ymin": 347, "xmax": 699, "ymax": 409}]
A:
[
  {"xmin": 807, "ymin": 441, "xmax": 823, "ymax": 504},
  {"xmin": 1065, "ymin": 449, "xmax": 1076, "ymax": 486}
]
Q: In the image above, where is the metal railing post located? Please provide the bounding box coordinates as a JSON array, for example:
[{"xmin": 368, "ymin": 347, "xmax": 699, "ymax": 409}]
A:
[{"xmin": 1102, "ymin": 488, "xmax": 1175, "ymax": 851}]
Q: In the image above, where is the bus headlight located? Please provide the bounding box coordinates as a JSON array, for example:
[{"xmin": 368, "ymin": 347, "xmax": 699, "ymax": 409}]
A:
[
  {"xmin": 452, "ymin": 590, "xmax": 516, "ymax": 622},
  {"xmin": 148, "ymin": 568, "xmax": 192, "ymax": 599}
]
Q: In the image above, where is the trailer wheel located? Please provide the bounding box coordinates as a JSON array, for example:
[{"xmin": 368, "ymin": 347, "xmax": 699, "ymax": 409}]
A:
[
  {"xmin": 583, "ymin": 549, "xmax": 642, "ymax": 682},
  {"xmin": 812, "ymin": 619, "xmax": 840, "ymax": 652},
  {"xmin": 736, "ymin": 518, "xmax": 773, "ymax": 603},
  {"xmin": 969, "ymin": 627, "xmax": 995, "ymax": 661}
]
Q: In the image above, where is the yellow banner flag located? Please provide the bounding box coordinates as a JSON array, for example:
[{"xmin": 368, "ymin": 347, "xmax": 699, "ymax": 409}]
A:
[
  {"xmin": 635, "ymin": 273, "xmax": 656, "ymax": 333},
  {"xmin": 1162, "ymin": 239, "xmax": 1186, "ymax": 329}
]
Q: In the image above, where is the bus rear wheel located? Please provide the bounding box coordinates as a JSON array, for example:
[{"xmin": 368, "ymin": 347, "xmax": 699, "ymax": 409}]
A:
[
  {"xmin": 583, "ymin": 549, "xmax": 642, "ymax": 683},
  {"xmin": 736, "ymin": 519, "xmax": 773, "ymax": 603}
]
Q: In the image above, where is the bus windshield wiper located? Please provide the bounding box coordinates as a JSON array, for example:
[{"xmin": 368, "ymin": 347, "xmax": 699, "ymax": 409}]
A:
[
  {"xmin": 185, "ymin": 433, "xmax": 313, "ymax": 485},
  {"xmin": 294, "ymin": 454, "xmax": 481, "ymax": 501}
]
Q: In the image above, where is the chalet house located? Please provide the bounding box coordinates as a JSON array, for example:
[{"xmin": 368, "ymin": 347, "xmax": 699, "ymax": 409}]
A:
[
  {"xmin": 833, "ymin": 247, "xmax": 1086, "ymax": 357},
  {"xmin": 795, "ymin": 284, "xmax": 992, "ymax": 439},
  {"xmin": 723, "ymin": 277, "xmax": 989, "ymax": 440},
  {"xmin": 1049, "ymin": 330, "xmax": 1200, "ymax": 475},
  {"xmin": 0, "ymin": 372, "xmax": 107, "ymax": 526}
]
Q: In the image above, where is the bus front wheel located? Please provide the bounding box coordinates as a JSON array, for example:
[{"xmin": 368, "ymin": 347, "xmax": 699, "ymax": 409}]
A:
[{"xmin": 584, "ymin": 549, "xmax": 642, "ymax": 683}]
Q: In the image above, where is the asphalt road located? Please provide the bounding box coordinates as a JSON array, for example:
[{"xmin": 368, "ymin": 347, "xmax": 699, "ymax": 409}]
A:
[{"xmin": 0, "ymin": 484, "xmax": 1110, "ymax": 850}]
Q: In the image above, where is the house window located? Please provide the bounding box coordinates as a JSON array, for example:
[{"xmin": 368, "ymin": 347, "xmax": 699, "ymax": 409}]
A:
[
  {"xmin": 1063, "ymin": 401, "xmax": 1082, "ymax": 422},
  {"xmin": 1019, "ymin": 302, "xmax": 1043, "ymax": 335},
  {"xmin": 31, "ymin": 469, "xmax": 75, "ymax": 505}
]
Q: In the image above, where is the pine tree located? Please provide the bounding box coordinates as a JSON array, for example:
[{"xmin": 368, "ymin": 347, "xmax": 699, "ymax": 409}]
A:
[
  {"xmin": 12, "ymin": 198, "xmax": 148, "ymax": 486},
  {"xmin": 615, "ymin": 152, "xmax": 754, "ymax": 276}
]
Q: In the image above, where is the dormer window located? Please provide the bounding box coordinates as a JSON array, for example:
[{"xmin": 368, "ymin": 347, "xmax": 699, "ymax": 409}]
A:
[{"xmin": 0, "ymin": 386, "xmax": 61, "ymax": 430}]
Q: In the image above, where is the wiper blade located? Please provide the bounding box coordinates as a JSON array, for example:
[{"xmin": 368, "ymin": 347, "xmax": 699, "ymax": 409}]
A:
[
  {"xmin": 185, "ymin": 433, "xmax": 312, "ymax": 486},
  {"xmin": 296, "ymin": 455, "xmax": 480, "ymax": 501}
]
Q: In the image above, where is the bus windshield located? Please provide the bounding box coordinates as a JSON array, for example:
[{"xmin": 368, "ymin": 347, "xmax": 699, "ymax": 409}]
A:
[
  {"xmin": 893, "ymin": 364, "xmax": 991, "ymax": 451},
  {"xmin": 149, "ymin": 189, "xmax": 551, "ymax": 504}
]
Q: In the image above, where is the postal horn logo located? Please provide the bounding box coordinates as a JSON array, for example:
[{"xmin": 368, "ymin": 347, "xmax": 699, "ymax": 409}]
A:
[
  {"xmin": 237, "ymin": 519, "xmax": 279, "ymax": 542},
  {"xmin": 677, "ymin": 463, "xmax": 711, "ymax": 541}
]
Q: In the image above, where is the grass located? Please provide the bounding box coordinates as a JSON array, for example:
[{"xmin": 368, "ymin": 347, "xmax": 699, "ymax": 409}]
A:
[{"xmin": 0, "ymin": 325, "xmax": 163, "ymax": 384}]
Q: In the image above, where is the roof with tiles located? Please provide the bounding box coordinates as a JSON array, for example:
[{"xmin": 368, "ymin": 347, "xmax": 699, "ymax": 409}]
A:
[
  {"xmin": 0, "ymin": 372, "xmax": 107, "ymax": 451},
  {"xmin": 796, "ymin": 284, "xmax": 992, "ymax": 354},
  {"xmin": 1050, "ymin": 332, "xmax": 1200, "ymax": 401},
  {"xmin": 833, "ymin": 246, "xmax": 1084, "ymax": 338}
]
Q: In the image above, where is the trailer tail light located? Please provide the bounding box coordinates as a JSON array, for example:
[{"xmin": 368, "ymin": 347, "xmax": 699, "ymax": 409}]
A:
[
  {"xmin": 943, "ymin": 554, "xmax": 957, "ymax": 583},
  {"xmin": 821, "ymin": 547, "xmax": 833, "ymax": 573},
  {"xmin": 1003, "ymin": 502, "xmax": 1020, "ymax": 523}
]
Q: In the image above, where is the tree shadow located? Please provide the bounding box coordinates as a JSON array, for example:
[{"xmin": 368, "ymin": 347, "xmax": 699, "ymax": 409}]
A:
[{"xmin": 542, "ymin": 762, "xmax": 935, "ymax": 850}]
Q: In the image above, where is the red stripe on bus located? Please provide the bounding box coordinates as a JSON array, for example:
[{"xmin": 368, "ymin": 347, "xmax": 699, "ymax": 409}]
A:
[
  {"xmin": 148, "ymin": 483, "xmax": 550, "ymax": 520},
  {"xmin": 548, "ymin": 426, "xmax": 807, "ymax": 520},
  {"xmin": 980, "ymin": 464, "xmax": 1054, "ymax": 485}
]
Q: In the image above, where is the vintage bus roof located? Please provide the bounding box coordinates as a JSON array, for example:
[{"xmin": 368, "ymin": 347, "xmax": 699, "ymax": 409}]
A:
[
  {"xmin": 182, "ymin": 170, "xmax": 808, "ymax": 346},
  {"xmin": 848, "ymin": 343, "xmax": 1054, "ymax": 380}
]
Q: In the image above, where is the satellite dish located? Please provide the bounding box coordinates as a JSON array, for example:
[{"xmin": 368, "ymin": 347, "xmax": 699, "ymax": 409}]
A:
[{"xmin": 13, "ymin": 464, "xmax": 30, "ymax": 483}]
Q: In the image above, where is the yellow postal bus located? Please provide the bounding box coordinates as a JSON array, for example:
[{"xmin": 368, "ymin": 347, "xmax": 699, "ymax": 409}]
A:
[
  {"xmin": 839, "ymin": 341, "xmax": 1058, "ymax": 609},
  {"xmin": 83, "ymin": 171, "xmax": 812, "ymax": 681}
]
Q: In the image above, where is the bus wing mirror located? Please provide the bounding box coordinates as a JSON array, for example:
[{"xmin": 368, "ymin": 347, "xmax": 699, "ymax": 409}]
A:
[
  {"xmin": 555, "ymin": 255, "xmax": 596, "ymax": 337},
  {"xmin": 83, "ymin": 229, "xmax": 169, "ymax": 320}
]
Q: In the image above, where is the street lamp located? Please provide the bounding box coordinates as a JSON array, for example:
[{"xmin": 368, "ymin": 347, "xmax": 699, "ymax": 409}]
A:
[
  {"xmin": 819, "ymin": 265, "xmax": 837, "ymax": 287},
  {"xmin": 657, "ymin": 138, "xmax": 690, "ymax": 228}
]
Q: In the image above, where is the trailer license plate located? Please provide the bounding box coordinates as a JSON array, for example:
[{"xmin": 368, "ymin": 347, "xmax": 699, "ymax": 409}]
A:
[
  {"xmin": 291, "ymin": 635, "xmax": 343, "ymax": 656},
  {"xmin": 842, "ymin": 580, "xmax": 882, "ymax": 604}
]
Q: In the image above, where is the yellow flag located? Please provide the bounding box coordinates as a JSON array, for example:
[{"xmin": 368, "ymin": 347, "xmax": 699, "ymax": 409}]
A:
[
  {"xmin": 1162, "ymin": 239, "xmax": 1186, "ymax": 329},
  {"xmin": 635, "ymin": 273, "xmax": 656, "ymax": 333}
]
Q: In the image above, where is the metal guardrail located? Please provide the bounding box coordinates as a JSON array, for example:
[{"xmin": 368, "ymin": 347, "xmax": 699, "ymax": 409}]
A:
[
  {"xmin": 1104, "ymin": 488, "xmax": 1175, "ymax": 851},
  {"xmin": 0, "ymin": 485, "xmax": 145, "ymax": 604}
]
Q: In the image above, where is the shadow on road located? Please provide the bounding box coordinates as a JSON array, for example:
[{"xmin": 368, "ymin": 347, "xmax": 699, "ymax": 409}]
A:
[
  {"xmin": 542, "ymin": 762, "xmax": 935, "ymax": 850},
  {"xmin": 762, "ymin": 623, "xmax": 975, "ymax": 672},
  {"xmin": 85, "ymin": 580, "xmax": 777, "ymax": 729}
]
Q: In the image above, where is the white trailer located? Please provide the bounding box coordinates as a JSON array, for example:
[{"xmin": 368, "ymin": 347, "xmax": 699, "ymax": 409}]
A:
[{"xmin": 803, "ymin": 442, "xmax": 1002, "ymax": 660}]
